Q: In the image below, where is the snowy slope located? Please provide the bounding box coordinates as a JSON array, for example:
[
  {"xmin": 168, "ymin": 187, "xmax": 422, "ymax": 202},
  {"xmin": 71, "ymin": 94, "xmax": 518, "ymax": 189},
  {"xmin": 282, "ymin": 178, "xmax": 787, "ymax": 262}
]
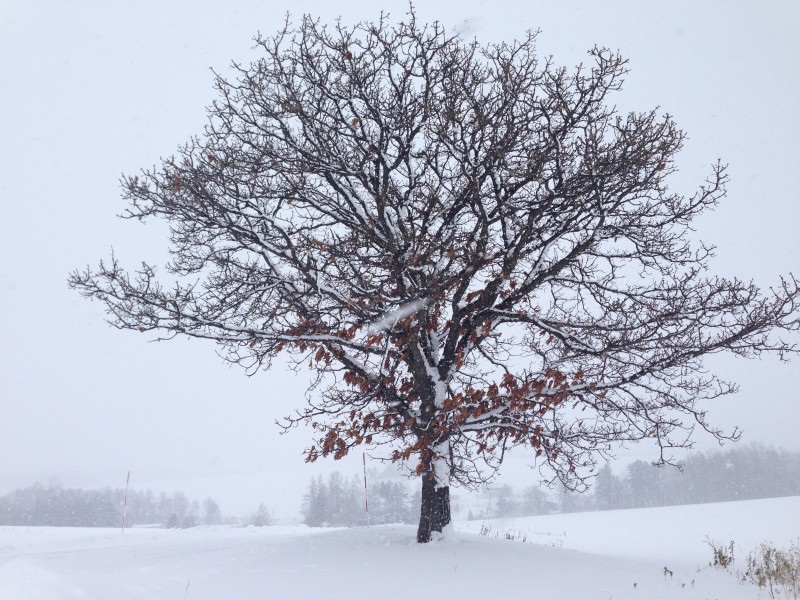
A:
[
  {"xmin": 1, "ymin": 496, "xmax": 797, "ymax": 600},
  {"xmin": 457, "ymin": 495, "xmax": 800, "ymax": 564}
]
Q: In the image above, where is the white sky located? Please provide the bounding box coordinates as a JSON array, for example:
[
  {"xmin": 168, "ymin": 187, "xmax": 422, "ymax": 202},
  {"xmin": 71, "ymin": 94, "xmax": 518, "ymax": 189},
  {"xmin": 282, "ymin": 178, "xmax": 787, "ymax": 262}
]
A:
[{"xmin": 1, "ymin": 0, "xmax": 798, "ymax": 518}]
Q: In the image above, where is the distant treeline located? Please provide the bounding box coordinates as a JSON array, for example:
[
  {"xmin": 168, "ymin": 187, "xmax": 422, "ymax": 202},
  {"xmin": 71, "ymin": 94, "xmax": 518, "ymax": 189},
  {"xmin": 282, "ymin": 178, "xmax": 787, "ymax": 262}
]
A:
[
  {"xmin": 465, "ymin": 483, "xmax": 558, "ymax": 520},
  {"xmin": 302, "ymin": 445, "xmax": 800, "ymax": 526},
  {"xmin": 5, "ymin": 445, "xmax": 795, "ymax": 528},
  {"xmin": 301, "ymin": 471, "xmax": 421, "ymax": 526},
  {"xmin": 593, "ymin": 444, "xmax": 800, "ymax": 511},
  {"xmin": 0, "ymin": 481, "xmax": 224, "ymax": 528},
  {"xmin": 467, "ymin": 444, "xmax": 800, "ymax": 519}
]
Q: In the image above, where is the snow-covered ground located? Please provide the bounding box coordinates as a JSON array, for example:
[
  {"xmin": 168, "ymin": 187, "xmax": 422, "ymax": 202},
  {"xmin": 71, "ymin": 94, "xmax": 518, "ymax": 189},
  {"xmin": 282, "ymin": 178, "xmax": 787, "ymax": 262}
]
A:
[{"xmin": 1, "ymin": 496, "xmax": 797, "ymax": 599}]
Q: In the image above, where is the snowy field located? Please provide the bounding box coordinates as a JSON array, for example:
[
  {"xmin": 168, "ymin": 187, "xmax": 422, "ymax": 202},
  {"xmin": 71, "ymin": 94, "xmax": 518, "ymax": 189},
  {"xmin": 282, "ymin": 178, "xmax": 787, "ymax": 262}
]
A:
[{"xmin": 1, "ymin": 496, "xmax": 797, "ymax": 600}]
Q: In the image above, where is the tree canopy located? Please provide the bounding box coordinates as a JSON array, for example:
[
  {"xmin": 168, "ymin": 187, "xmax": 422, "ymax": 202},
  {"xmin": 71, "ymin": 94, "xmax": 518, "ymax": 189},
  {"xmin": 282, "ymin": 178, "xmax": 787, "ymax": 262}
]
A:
[{"xmin": 70, "ymin": 12, "xmax": 799, "ymax": 541}]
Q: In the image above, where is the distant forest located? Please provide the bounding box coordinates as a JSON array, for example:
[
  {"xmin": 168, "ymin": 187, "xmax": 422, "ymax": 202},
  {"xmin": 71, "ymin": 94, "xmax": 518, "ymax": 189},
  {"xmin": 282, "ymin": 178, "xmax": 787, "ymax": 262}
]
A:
[
  {"xmin": 2, "ymin": 444, "xmax": 797, "ymax": 527},
  {"xmin": 303, "ymin": 444, "xmax": 800, "ymax": 524},
  {"xmin": 470, "ymin": 443, "xmax": 800, "ymax": 519},
  {"xmin": 592, "ymin": 443, "xmax": 800, "ymax": 511},
  {"xmin": 301, "ymin": 471, "xmax": 422, "ymax": 527},
  {"xmin": 0, "ymin": 481, "xmax": 225, "ymax": 528}
]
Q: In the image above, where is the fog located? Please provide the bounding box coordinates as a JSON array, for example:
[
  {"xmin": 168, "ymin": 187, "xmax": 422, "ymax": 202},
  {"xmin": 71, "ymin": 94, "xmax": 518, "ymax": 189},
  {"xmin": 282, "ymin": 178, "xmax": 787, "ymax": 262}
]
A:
[{"xmin": 1, "ymin": 0, "xmax": 798, "ymax": 519}]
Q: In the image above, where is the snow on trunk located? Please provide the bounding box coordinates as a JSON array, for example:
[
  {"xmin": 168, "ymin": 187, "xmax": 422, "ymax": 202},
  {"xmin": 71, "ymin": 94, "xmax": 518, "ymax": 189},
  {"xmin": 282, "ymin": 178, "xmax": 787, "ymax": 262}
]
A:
[{"xmin": 416, "ymin": 439, "xmax": 452, "ymax": 543}]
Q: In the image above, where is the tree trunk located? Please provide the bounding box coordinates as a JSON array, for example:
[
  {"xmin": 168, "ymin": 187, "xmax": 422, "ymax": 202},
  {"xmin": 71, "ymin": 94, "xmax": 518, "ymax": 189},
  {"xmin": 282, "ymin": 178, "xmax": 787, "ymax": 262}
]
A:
[{"xmin": 416, "ymin": 471, "xmax": 451, "ymax": 543}]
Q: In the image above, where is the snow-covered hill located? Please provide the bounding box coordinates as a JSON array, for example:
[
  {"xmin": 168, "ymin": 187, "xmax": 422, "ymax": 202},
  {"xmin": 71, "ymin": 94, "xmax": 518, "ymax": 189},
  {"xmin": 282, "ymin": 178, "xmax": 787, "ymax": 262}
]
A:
[{"xmin": 1, "ymin": 496, "xmax": 797, "ymax": 599}]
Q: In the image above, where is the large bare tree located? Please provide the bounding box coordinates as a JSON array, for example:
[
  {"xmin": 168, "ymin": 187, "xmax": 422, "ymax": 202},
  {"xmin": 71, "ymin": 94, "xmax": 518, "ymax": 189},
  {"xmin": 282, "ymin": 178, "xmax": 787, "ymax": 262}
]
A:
[{"xmin": 70, "ymin": 13, "xmax": 799, "ymax": 542}]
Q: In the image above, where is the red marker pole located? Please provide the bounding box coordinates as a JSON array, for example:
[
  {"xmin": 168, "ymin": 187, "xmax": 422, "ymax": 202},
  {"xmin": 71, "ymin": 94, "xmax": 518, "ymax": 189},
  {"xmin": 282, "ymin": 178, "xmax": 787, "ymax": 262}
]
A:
[
  {"xmin": 362, "ymin": 453, "xmax": 369, "ymax": 526},
  {"xmin": 121, "ymin": 471, "xmax": 130, "ymax": 533}
]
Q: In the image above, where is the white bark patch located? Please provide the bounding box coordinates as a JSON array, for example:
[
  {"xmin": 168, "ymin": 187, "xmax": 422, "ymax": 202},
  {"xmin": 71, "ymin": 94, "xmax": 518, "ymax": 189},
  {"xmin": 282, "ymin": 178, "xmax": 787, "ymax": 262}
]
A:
[
  {"xmin": 433, "ymin": 439, "xmax": 450, "ymax": 489},
  {"xmin": 366, "ymin": 298, "xmax": 428, "ymax": 334}
]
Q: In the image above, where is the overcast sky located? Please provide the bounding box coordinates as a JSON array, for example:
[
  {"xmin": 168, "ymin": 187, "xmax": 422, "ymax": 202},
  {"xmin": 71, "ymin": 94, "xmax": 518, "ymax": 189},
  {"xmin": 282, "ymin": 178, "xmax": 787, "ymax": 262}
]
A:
[{"xmin": 1, "ymin": 0, "xmax": 798, "ymax": 518}]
